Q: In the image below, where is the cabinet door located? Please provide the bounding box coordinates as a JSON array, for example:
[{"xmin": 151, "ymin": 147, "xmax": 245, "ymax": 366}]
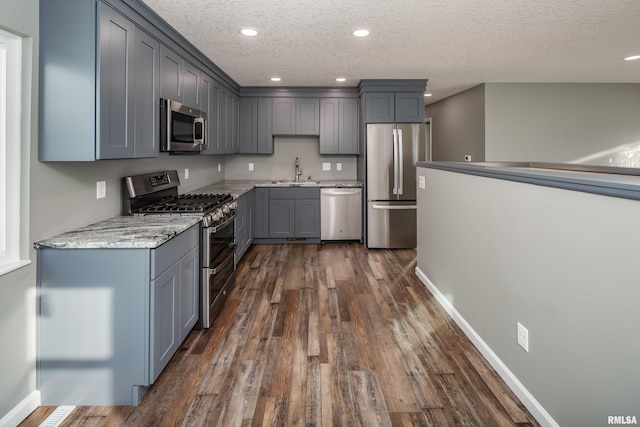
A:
[
  {"xmin": 269, "ymin": 199, "xmax": 295, "ymax": 238},
  {"xmin": 257, "ymin": 98, "xmax": 273, "ymax": 154},
  {"xmin": 272, "ymin": 98, "xmax": 296, "ymax": 135},
  {"xmin": 246, "ymin": 200, "xmax": 255, "ymax": 248},
  {"xmin": 319, "ymin": 98, "xmax": 339, "ymax": 154},
  {"xmin": 365, "ymin": 92, "xmax": 394, "ymax": 123},
  {"xmin": 295, "ymin": 199, "xmax": 320, "ymax": 238},
  {"xmin": 183, "ymin": 62, "xmax": 200, "ymax": 108},
  {"xmin": 219, "ymin": 88, "xmax": 229, "ymax": 153},
  {"xmin": 150, "ymin": 262, "xmax": 180, "ymax": 383},
  {"xmin": 339, "ymin": 98, "xmax": 359, "ymax": 154},
  {"xmin": 231, "ymin": 95, "xmax": 240, "ymax": 153},
  {"xmin": 395, "ymin": 93, "xmax": 425, "ymax": 123},
  {"xmin": 234, "ymin": 203, "xmax": 247, "ymax": 265},
  {"xmin": 159, "ymin": 45, "xmax": 183, "ymax": 100},
  {"xmin": 97, "ymin": 3, "xmax": 135, "ymax": 159},
  {"xmin": 296, "ymin": 98, "xmax": 320, "ymax": 135},
  {"xmin": 199, "ymin": 73, "xmax": 212, "ymax": 154},
  {"xmin": 179, "ymin": 247, "xmax": 199, "ymax": 342},
  {"xmin": 133, "ymin": 28, "xmax": 160, "ymax": 158},
  {"xmin": 239, "ymin": 97, "xmax": 258, "ymax": 153},
  {"xmin": 204, "ymin": 81, "xmax": 222, "ymax": 154},
  {"xmin": 254, "ymin": 188, "xmax": 269, "ymax": 238}
]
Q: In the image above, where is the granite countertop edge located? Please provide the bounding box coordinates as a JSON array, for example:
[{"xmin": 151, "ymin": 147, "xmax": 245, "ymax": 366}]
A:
[
  {"xmin": 34, "ymin": 216, "xmax": 201, "ymax": 250},
  {"xmin": 193, "ymin": 179, "xmax": 363, "ymax": 199}
]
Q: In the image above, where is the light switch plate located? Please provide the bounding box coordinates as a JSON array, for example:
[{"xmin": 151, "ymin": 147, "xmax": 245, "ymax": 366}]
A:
[
  {"xmin": 336, "ymin": 163, "xmax": 342, "ymax": 171},
  {"xmin": 184, "ymin": 168, "xmax": 190, "ymax": 179},
  {"xmin": 217, "ymin": 163, "xmax": 221, "ymax": 172},
  {"xmin": 248, "ymin": 163, "xmax": 254, "ymax": 171},
  {"xmin": 419, "ymin": 176, "xmax": 426, "ymax": 189},
  {"xmin": 96, "ymin": 181, "xmax": 106, "ymax": 199},
  {"xmin": 517, "ymin": 322, "xmax": 529, "ymax": 352},
  {"xmin": 322, "ymin": 162, "xmax": 331, "ymax": 171}
]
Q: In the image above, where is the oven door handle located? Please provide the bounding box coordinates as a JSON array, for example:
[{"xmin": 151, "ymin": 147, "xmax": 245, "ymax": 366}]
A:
[
  {"xmin": 208, "ymin": 248, "xmax": 235, "ymax": 275},
  {"xmin": 210, "ymin": 212, "xmax": 237, "ymax": 233}
]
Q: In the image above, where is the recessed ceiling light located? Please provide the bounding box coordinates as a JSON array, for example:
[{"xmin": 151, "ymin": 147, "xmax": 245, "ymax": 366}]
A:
[
  {"xmin": 336, "ymin": 78, "xmax": 346, "ymax": 82},
  {"xmin": 240, "ymin": 28, "xmax": 258, "ymax": 37},
  {"xmin": 424, "ymin": 93, "xmax": 432, "ymax": 97},
  {"xmin": 353, "ymin": 29, "xmax": 370, "ymax": 37},
  {"xmin": 270, "ymin": 77, "xmax": 281, "ymax": 82},
  {"xmin": 624, "ymin": 55, "xmax": 640, "ymax": 61}
]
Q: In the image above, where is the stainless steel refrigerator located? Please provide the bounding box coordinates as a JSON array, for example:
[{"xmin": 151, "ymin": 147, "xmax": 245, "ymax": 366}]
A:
[{"xmin": 366, "ymin": 123, "xmax": 426, "ymax": 248}]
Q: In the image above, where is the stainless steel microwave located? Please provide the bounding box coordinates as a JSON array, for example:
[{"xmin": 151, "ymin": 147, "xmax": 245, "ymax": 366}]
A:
[{"xmin": 160, "ymin": 98, "xmax": 207, "ymax": 152}]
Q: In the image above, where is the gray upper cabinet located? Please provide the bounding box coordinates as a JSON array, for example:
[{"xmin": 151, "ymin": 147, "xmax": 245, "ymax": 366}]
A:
[
  {"xmin": 133, "ymin": 28, "xmax": 160, "ymax": 158},
  {"xmin": 365, "ymin": 92, "xmax": 425, "ymax": 123},
  {"xmin": 159, "ymin": 44, "xmax": 182, "ymax": 101},
  {"xmin": 319, "ymin": 98, "xmax": 358, "ymax": 154},
  {"xmin": 39, "ymin": 0, "xmax": 150, "ymax": 160},
  {"xmin": 257, "ymin": 98, "xmax": 274, "ymax": 154},
  {"xmin": 239, "ymin": 97, "xmax": 273, "ymax": 154},
  {"xmin": 239, "ymin": 98, "xmax": 258, "ymax": 153},
  {"xmin": 296, "ymin": 98, "xmax": 320, "ymax": 135},
  {"xmin": 272, "ymin": 98, "xmax": 296, "ymax": 135},
  {"xmin": 183, "ymin": 62, "xmax": 200, "ymax": 108},
  {"xmin": 200, "ymin": 73, "xmax": 224, "ymax": 155},
  {"xmin": 394, "ymin": 93, "xmax": 425, "ymax": 122},
  {"xmin": 272, "ymin": 97, "xmax": 319, "ymax": 135}
]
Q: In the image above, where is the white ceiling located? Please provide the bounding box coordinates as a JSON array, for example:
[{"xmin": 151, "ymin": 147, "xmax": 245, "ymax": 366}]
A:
[{"xmin": 141, "ymin": 0, "xmax": 640, "ymax": 103}]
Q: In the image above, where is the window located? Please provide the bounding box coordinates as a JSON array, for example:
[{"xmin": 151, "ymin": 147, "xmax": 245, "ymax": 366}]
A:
[{"xmin": 0, "ymin": 28, "xmax": 27, "ymax": 275}]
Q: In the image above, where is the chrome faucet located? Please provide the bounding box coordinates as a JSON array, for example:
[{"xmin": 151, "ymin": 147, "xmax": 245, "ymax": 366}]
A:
[{"xmin": 295, "ymin": 157, "xmax": 302, "ymax": 182}]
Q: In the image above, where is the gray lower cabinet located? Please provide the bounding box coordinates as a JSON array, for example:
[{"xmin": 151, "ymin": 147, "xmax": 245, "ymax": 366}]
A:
[
  {"xmin": 254, "ymin": 188, "xmax": 270, "ymax": 239},
  {"xmin": 37, "ymin": 225, "xmax": 199, "ymax": 406},
  {"xmin": 267, "ymin": 188, "xmax": 320, "ymax": 239},
  {"xmin": 234, "ymin": 190, "xmax": 255, "ymax": 265}
]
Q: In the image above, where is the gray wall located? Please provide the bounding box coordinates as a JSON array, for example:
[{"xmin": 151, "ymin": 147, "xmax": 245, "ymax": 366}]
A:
[
  {"xmin": 416, "ymin": 166, "xmax": 640, "ymax": 426},
  {"xmin": 425, "ymin": 84, "xmax": 485, "ymax": 162},
  {"xmin": 225, "ymin": 136, "xmax": 357, "ymax": 181},
  {"xmin": 0, "ymin": 0, "xmax": 225, "ymax": 419},
  {"xmin": 484, "ymin": 83, "xmax": 640, "ymax": 165}
]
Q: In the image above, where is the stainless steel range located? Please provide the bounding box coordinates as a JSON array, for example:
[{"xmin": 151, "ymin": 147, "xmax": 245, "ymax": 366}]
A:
[{"xmin": 122, "ymin": 170, "xmax": 236, "ymax": 328}]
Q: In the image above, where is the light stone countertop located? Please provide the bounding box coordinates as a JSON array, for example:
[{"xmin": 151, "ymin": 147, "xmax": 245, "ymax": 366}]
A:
[
  {"xmin": 192, "ymin": 179, "xmax": 362, "ymax": 199},
  {"xmin": 33, "ymin": 179, "xmax": 361, "ymax": 250},
  {"xmin": 33, "ymin": 216, "xmax": 201, "ymax": 250}
]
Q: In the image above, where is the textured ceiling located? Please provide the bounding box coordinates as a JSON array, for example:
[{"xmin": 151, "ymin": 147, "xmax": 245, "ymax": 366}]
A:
[{"xmin": 141, "ymin": 0, "xmax": 640, "ymax": 103}]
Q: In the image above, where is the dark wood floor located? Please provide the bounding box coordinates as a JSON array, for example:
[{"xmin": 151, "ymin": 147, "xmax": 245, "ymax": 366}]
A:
[{"xmin": 21, "ymin": 243, "xmax": 539, "ymax": 427}]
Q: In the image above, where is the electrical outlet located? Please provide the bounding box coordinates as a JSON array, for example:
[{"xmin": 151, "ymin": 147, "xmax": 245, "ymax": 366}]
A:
[
  {"xmin": 96, "ymin": 181, "xmax": 106, "ymax": 199},
  {"xmin": 184, "ymin": 168, "xmax": 190, "ymax": 179},
  {"xmin": 217, "ymin": 163, "xmax": 221, "ymax": 172},
  {"xmin": 418, "ymin": 175, "xmax": 426, "ymax": 189},
  {"xmin": 248, "ymin": 163, "xmax": 254, "ymax": 171},
  {"xmin": 517, "ymin": 322, "xmax": 529, "ymax": 352},
  {"xmin": 322, "ymin": 162, "xmax": 331, "ymax": 171},
  {"xmin": 336, "ymin": 163, "xmax": 342, "ymax": 171},
  {"xmin": 464, "ymin": 155, "xmax": 472, "ymax": 162}
]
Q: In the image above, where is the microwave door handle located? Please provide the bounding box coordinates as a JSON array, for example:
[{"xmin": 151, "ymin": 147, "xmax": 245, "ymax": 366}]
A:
[{"xmin": 194, "ymin": 118, "xmax": 205, "ymax": 145}]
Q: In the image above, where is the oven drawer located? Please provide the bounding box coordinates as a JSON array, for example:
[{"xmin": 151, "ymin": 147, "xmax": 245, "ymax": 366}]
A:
[{"xmin": 151, "ymin": 224, "xmax": 199, "ymax": 278}]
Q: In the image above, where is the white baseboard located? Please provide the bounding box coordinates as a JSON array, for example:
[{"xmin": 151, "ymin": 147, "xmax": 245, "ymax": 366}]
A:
[
  {"xmin": 0, "ymin": 390, "xmax": 41, "ymax": 427},
  {"xmin": 414, "ymin": 267, "xmax": 559, "ymax": 427}
]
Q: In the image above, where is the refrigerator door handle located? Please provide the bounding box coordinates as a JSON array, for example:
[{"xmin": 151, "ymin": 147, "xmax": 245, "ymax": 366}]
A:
[
  {"xmin": 398, "ymin": 129, "xmax": 404, "ymax": 195},
  {"xmin": 392, "ymin": 129, "xmax": 398, "ymax": 195},
  {"xmin": 371, "ymin": 204, "xmax": 417, "ymax": 210}
]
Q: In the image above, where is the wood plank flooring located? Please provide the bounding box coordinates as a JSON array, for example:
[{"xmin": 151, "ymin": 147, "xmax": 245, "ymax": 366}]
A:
[{"xmin": 21, "ymin": 243, "xmax": 539, "ymax": 427}]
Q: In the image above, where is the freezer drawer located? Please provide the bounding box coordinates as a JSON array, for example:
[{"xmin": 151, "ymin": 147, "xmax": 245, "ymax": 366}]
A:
[
  {"xmin": 321, "ymin": 188, "xmax": 362, "ymax": 240},
  {"xmin": 367, "ymin": 201, "xmax": 417, "ymax": 248}
]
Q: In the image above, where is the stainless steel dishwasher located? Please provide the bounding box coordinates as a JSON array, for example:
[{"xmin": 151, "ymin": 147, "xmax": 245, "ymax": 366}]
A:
[{"xmin": 321, "ymin": 188, "xmax": 362, "ymax": 241}]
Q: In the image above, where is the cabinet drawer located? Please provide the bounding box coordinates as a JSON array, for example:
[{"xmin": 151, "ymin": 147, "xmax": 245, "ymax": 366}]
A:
[
  {"xmin": 269, "ymin": 187, "xmax": 320, "ymax": 199},
  {"xmin": 151, "ymin": 224, "xmax": 199, "ymax": 278}
]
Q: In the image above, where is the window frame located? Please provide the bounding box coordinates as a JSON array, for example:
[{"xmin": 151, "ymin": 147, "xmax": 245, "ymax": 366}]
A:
[{"xmin": 0, "ymin": 28, "xmax": 29, "ymax": 275}]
